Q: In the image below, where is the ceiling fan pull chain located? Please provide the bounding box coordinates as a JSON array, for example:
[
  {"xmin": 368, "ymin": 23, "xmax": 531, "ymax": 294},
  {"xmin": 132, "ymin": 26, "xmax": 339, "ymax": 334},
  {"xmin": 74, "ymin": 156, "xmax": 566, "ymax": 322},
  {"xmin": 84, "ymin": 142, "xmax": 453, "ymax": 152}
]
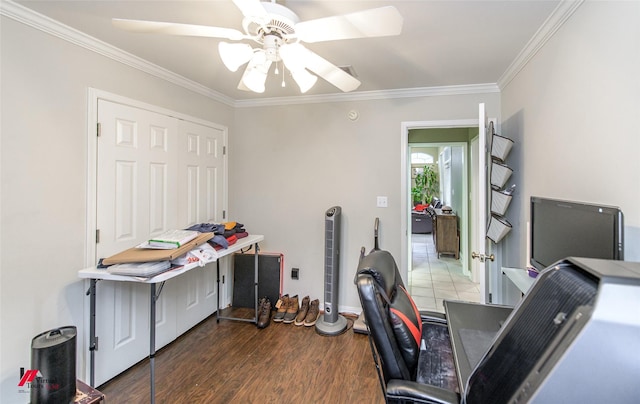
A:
[{"xmin": 281, "ymin": 64, "xmax": 286, "ymax": 88}]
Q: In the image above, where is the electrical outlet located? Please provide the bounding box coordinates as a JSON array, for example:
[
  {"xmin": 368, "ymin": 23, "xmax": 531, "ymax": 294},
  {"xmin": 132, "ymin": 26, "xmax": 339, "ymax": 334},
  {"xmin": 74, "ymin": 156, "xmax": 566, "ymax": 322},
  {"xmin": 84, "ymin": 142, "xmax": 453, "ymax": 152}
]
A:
[
  {"xmin": 377, "ymin": 196, "xmax": 388, "ymax": 208},
  {"xmin": 292, "ymin": 267, "xmax": 299, "ymax": 280}
]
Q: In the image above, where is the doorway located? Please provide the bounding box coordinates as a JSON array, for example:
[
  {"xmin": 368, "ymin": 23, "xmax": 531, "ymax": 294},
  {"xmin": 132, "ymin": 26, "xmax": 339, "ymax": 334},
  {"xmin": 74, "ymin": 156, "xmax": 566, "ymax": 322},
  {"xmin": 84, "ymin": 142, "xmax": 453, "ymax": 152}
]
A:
[{"xmin": 400, "ymin": 122, "xmax": 481, "ymax": 312}]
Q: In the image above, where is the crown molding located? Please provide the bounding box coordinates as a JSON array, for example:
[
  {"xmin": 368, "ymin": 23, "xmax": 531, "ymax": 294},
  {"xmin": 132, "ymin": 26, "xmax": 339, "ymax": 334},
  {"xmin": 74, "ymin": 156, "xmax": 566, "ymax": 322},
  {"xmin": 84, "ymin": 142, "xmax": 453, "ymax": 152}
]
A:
[
  {"xmin": 1, "ymin": 0, "xmax": 237, "ymax": 107},
  {"xmin": 4, "ymin": 0, "xmax": 572, "ymax": 108},
  {"xmin": 233, "ymin": 83, "xmax": 500, "ymax": 108},
  {"xmin": 497, "ymin": 0, "xmax": 584, "ymax": 89}
]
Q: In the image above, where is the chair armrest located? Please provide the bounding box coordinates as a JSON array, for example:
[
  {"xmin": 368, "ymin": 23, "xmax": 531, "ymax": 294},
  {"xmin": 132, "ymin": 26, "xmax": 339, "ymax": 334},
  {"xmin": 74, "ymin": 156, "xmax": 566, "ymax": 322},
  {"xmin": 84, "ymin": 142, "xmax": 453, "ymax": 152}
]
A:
[
  {"xmin": 386, "ymin": 379, "xmax": 460, "ymax": 404},
  {"xmin": 420, "ymin": 310, "xmax": 447, "ymax": 325}
]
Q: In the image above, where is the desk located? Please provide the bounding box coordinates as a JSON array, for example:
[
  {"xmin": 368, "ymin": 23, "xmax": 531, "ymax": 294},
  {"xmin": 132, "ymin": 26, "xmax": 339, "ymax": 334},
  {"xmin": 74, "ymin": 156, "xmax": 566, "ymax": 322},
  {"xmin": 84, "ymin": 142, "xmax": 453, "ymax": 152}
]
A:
[
  {"xmin": 78, "ymin": 234, "xmax": 263, "ymax": 403},
  {"xmin": 502, "ymin": 267, "xmax": 536, "ymax": 294},
  {"xmin": 443, "ymin": 300, "xmax": 513, "ymax": 394}
]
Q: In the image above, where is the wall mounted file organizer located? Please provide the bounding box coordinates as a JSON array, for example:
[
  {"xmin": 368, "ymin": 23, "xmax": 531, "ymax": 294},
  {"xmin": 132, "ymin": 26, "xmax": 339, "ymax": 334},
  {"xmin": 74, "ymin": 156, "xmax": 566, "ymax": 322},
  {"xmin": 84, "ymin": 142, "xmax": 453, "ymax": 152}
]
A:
[
  {"xmin": 491, "ymin": 134, "xmax": 514, "ymax": 162},
  {"xmin": 490, "ymin": 162, "xmax": 513, "ymax": 189},
  {"xmin": 487, "ymin": 214, "xmax": 512, "ymax": 243},
  {"xmin": 487, "ymin": 124, "xmax": 515, "ymax": 244},
  {"xmin": 491, "ymin": 189, "xmax": 513, "ymax": 216}
]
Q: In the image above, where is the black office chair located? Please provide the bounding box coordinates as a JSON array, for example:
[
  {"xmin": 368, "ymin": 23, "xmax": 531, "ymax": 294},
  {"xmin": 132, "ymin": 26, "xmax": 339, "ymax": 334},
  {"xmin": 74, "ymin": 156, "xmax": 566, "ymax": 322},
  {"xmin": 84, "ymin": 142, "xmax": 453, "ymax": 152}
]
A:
[
  {"xmin": 355, "ymin": 249, "xmax": 459, "ymax": 403},
  {"xmin": 355, "ymin": 249, "xmax": 604, "ymax": 403}
]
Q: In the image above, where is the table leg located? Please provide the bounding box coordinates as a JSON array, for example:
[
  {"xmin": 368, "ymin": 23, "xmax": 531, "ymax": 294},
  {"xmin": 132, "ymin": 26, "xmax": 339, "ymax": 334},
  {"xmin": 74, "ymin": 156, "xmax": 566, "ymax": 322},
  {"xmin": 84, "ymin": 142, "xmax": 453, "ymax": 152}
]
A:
[
  {"xmin": 89, "ymin": 279, "xmax": 97, "ymax": 387},
  {"xmin": 216, "ymin": 260, "xmax": 220, "ymax": 323},
  {"xmin": 150, "ymin": 283, "xmax": 156, "ymax": 404},
  {"xmin": 253, "ymin": 243, "xmax": 260, "ymax": 323}
]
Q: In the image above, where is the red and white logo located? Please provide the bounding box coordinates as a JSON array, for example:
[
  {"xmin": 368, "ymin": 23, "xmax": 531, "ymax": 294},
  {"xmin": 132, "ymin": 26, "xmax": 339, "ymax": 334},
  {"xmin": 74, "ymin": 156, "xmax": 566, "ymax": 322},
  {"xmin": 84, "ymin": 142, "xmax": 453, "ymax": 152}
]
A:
[{"xmin": 18, "ymin": 369, "xmax": 42, "ymax": 386}]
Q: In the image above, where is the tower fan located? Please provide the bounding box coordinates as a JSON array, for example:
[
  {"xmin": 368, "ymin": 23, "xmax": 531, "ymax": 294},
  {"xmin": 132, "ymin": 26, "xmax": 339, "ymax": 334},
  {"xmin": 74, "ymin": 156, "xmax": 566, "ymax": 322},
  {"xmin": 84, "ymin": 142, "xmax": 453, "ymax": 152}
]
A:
[{"xmin": 316, "ymin": 206, "xmax": 347, "ymax": 335}]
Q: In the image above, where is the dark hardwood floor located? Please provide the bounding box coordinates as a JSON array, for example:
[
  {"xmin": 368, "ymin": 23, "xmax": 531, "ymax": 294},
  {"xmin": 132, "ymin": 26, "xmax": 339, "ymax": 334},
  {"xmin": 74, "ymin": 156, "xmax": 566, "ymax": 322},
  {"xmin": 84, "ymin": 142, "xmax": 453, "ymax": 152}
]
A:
[{"xmin": 98, "ymin": 311, "xmax": 384, "ymax": 403}]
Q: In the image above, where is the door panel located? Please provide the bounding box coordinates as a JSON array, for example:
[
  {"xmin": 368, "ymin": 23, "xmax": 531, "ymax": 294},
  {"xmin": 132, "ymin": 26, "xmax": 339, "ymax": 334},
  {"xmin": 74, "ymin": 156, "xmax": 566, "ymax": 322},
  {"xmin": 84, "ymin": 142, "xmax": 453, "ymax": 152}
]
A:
[
  {"xmin": 175, "ymin": 120, "xmax": 225, "ymax": 334},
  {"xmin": 95, "ymin": 100, "xmax": 179, "ymax": 385},
  {"xmin": 178, "ymin": 120, "xmax": 225, "ymax": 226}
]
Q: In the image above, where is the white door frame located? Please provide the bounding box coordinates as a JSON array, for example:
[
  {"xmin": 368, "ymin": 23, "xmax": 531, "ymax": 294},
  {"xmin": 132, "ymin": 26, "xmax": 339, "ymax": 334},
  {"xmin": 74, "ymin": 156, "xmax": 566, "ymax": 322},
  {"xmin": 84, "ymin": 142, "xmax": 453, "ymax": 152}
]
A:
[
  {"xmin": 408, "ymin": 142, "xmax": 469, "ymax": 275},
  {"xmin": 400, "ymin": 120, "xmax": 477, "ymax": 285}
]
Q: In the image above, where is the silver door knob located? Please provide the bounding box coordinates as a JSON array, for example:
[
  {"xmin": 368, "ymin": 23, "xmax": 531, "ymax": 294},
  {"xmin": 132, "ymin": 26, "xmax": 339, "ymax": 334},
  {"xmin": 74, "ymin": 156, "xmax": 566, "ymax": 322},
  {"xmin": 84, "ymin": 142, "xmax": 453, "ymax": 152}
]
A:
[{"xmin": 471, "ymin": 252, "xmax": 495, "ymax": 262}]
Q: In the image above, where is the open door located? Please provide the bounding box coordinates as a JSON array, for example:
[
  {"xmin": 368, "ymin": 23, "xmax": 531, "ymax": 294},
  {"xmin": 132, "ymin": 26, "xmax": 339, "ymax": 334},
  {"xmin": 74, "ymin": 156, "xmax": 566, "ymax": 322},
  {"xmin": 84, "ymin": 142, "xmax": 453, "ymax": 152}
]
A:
[{"xmin": 471, "ymin": 103, "xmax": 495, "ymax": 304}]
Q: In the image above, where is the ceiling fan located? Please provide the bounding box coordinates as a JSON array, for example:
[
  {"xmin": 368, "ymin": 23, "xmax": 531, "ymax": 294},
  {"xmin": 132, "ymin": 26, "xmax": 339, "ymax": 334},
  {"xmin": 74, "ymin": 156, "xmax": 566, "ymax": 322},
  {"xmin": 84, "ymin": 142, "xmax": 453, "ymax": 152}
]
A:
[{"xmin": 113, "ymin": 0, "xmax": 403, "ymax": 94}]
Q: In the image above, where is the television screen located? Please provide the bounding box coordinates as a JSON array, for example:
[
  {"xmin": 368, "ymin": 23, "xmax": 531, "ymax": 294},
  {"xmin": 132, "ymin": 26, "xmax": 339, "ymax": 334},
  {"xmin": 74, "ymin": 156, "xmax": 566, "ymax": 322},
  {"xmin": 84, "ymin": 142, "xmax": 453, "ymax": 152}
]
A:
[{"xmin": 530, "ymin": 197, "xmax": 624, "ymax": 271}]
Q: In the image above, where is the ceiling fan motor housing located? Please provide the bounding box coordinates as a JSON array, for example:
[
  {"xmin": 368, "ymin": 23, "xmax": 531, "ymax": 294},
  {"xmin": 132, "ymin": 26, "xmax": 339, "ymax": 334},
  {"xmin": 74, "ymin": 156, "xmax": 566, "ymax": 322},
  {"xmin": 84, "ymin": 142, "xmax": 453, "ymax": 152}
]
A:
[{"xmin": 243, "ymin": 2, "xmax": 299, "ymax": 42}]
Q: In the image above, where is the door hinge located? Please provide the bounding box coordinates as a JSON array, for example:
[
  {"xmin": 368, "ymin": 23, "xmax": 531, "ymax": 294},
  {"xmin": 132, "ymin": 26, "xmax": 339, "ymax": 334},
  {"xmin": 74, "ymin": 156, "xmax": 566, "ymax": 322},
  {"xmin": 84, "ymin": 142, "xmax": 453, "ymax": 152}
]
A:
[
  {"xmin": 489, "ymin": 293, "xmax": 493, "ymax": 303},
  {"xmin": 223, "ymin": 210, "xmax": 226, "ymax": 219},
  {"xmin": 97, "ymin": 122, "xmax": 101, "ymax": 137},
  {"xmin": 222, "ymin": 275, "xmax": 225, "ymax": 284},
  {"xmin": 96, "ymin": 229, "xmax": 100, "ymax": 243},
  {"xmin": 223, "ymin": 146, "xmax": 226, "ymax": 155}
]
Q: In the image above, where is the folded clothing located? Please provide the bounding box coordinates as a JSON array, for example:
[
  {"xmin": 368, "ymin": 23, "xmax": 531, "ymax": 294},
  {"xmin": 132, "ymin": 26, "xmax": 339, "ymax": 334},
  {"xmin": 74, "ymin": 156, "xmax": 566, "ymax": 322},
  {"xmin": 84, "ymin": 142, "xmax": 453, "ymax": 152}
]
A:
[
  {"xmin": 186, "ymin": 223, "xmax": 225, "ymax": 235},
  {"xmin": 209, "ymin": 234, "xmax": 228, "ymax": 249},
  {"xmin": 213, "ymin": 234, "xmax": 238, "ymax": 250}
]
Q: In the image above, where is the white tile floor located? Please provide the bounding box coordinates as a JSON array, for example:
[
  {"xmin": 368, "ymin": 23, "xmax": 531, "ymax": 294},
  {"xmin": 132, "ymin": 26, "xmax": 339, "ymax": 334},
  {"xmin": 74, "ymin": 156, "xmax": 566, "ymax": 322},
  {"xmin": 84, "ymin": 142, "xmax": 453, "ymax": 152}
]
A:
[{"xmin": 409, "ymin": 233, "xmax": 480, "ymax": 313}]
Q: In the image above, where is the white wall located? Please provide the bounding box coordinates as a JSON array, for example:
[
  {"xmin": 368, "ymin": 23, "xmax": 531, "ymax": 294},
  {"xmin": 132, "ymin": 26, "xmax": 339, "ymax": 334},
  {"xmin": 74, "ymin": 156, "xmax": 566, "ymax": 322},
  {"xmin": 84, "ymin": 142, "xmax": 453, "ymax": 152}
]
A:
[
  {"xmin": 500, "ymin": 1, "xmax": 640, "ymax": 268},
  {"xmin": 8, "ymin": 2, "xmax": 637, "ymax": 402},
  {"xmin": 0, "ymin": 17, "xmax": 233, "ymax": 403},
  {"xmin": 230, "ymin": 94, "xmax": 499, "ymax": 313}
]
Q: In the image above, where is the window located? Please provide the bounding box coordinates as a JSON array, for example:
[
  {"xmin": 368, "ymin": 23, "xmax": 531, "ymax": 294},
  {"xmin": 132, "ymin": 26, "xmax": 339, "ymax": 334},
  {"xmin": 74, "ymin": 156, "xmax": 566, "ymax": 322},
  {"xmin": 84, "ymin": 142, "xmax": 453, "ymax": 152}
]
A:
[{"xmin": 411, "ymin": 152, "xmax": 433, "ymax": 165}]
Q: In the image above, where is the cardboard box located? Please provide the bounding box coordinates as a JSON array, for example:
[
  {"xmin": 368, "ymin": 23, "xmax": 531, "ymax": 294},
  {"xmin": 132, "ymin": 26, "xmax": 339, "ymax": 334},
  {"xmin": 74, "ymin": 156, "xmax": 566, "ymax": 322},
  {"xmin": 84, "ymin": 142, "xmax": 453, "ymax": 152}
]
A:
[{"xmin": 102, "ymin": 232, "xmax": 214, "ymax": 265}]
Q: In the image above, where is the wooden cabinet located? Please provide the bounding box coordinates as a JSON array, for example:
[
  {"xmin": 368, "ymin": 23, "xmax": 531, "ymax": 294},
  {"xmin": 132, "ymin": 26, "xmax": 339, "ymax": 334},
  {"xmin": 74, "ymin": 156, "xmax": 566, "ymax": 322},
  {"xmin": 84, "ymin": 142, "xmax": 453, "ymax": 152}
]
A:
[{"xmin": 433, "ymin": 211, "xmax": 459, "ymax": 259}]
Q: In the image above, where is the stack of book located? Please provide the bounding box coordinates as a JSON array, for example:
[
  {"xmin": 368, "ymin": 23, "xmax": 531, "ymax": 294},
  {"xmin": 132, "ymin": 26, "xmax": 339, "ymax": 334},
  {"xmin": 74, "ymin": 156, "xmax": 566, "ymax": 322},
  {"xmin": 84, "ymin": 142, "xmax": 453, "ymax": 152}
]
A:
[{"xmin": 107, "ymin": 260, "xmax": 171, "ymax": 277}]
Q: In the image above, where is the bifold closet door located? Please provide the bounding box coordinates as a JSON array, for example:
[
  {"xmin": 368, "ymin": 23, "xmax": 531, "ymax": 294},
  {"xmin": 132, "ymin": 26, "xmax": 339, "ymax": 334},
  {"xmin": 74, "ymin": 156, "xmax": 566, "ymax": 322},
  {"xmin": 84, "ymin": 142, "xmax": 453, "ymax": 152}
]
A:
[
  {"xmin": 95, "ymin": 99, "xmax": 179, "ymax": 386},
  {"xmin": 175, "ymin": 120, "xmax": 226, "ymax": 334}
]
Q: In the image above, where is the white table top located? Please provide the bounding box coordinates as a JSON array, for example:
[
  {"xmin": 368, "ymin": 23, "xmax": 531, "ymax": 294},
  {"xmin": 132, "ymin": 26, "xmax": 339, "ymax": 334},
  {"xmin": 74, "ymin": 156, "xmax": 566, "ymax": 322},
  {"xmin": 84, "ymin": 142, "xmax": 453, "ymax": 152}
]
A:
[
  {"xmin": 78, "ymin": 234, "xmax": 264, "ymax": 283},
  {"xmin": 502, "ymin": 266, "xmax": 536, "ymax": 294}
]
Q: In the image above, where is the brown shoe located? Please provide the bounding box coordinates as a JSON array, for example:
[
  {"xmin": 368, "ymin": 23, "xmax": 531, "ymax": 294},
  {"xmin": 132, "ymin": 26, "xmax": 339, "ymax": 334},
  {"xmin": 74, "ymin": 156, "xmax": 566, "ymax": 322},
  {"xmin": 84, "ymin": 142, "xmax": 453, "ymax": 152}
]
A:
[
  {"xmin": 257, "ymin": 297, "xmax": 271, "ymax": 329},
  {"xmin": 273, "ymin": 294, "xmax": 289, "ymax": 322},
  {"xmin": 294, "ymin": 296, "xmax": 310, "ymax": 326},
  {"xmin": 304, "ymin": 299, "xmax": 320, "ymax": 326},
  {"xmin": 283, "ymin": 295, "xmax": 299, "ymax": 323}
]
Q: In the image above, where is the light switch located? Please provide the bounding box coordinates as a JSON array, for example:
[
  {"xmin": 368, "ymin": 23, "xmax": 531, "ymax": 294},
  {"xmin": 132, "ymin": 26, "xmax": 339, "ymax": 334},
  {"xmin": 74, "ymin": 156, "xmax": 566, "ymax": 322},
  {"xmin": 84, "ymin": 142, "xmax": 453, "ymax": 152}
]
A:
[{"xmin": 377, "ymin": 196, "xmax": 388, "ymax": 208}]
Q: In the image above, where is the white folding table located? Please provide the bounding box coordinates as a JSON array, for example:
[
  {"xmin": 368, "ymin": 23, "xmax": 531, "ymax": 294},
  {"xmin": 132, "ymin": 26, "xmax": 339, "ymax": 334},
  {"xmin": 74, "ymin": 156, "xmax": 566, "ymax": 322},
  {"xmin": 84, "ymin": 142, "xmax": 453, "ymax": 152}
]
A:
[{"xmin": 78, "ymin": 234, "xmax": 264, "ymax": 403}]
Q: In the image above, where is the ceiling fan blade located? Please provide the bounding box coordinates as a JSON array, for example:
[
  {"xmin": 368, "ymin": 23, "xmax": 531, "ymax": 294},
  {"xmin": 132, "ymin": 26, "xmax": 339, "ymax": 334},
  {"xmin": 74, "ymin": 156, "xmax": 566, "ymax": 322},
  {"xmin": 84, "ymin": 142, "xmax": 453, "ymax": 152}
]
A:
[
  {"xmin": 295, "ymin": 6, "xmax": 403, "ymax": 43},
  {"xmin": 232, "ymin": 0, "xmax": 269, "ymax": 24},
  {"xmin": 112, "ymin": 18, "xmax": 245, "ymax": 40},
  {"xmin": 302, "ymin": 48, "xmax": 361, "ymax": 92}
]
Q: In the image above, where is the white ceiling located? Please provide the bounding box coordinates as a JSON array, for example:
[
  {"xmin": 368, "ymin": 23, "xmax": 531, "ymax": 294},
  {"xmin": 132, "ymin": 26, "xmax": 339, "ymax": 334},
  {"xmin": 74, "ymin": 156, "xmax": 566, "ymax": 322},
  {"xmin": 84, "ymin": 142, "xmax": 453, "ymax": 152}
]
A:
[{"xmin": 11, "ymin": 0, "xmax": 561, "ymax": 101}]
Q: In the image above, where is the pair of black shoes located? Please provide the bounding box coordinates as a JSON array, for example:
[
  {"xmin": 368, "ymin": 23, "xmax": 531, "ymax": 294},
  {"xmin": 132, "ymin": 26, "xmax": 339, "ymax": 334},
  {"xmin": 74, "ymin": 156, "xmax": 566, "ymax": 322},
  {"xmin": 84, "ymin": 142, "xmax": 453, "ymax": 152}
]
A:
[{"xmin": 257, "ymin": 297, "xmax": 272, "ymax": 329}]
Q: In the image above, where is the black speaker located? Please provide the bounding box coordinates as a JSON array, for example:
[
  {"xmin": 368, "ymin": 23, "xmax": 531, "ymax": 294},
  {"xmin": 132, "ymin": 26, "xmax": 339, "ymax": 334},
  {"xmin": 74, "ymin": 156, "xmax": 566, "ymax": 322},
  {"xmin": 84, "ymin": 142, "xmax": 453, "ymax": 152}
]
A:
[
  {"xmin": 233, "ymin": 252, "xmax": 283, "ymax": 308},
  {"xmin": 30, "ymin": 326, "xmax": 77, "ymax": 404}
]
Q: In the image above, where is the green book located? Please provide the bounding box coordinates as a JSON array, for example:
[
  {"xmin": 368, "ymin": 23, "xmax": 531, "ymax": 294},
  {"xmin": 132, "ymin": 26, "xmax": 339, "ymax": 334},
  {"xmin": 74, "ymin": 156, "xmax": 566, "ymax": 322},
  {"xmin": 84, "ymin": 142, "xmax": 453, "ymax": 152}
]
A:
[{"xmin": 148, "ymin": 229, "xmax": 199, "ymax": 249}]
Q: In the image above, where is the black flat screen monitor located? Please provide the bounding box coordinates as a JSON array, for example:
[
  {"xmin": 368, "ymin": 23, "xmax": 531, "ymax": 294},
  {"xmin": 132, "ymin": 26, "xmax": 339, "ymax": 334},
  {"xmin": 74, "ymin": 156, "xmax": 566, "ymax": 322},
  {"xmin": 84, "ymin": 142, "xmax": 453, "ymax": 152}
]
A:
[{"xmin": 530, "ymin": 197, "xmax": 624, "ymax": 271}]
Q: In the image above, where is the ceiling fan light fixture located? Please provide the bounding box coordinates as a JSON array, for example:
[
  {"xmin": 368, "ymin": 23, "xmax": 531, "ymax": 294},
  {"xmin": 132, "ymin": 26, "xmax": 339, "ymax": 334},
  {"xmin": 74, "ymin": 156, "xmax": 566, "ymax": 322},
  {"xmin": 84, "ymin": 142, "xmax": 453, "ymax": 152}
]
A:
[
  {"xmin": 218, "ymin": 42, "xmax": 254, "ymax": 72},
  {"xmin": 280, "ymin": 43, "xmax": 316, "ymax": 93},
  {"xmin": 291, "ymin": 69, "xmax": 317, "ymax": 93},
  {"xmin": 241, "ymin": 51, "xmax": 271, "ymax": 93}
]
